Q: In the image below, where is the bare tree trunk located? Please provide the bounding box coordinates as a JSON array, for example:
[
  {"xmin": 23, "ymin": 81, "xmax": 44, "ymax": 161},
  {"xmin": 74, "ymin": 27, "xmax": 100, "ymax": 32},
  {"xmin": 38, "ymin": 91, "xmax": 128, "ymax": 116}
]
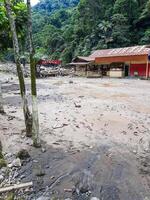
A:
[
  {"xmin": 27, "ymin": 0, "xmax": 41, "ymax": 147},
  {"xmin": 0, "ymin": 82, "xmax": 5, "ymax": 114},
  {"xmin": 4, "ymin": 0, "xmax": 32, "ymax": 137}
]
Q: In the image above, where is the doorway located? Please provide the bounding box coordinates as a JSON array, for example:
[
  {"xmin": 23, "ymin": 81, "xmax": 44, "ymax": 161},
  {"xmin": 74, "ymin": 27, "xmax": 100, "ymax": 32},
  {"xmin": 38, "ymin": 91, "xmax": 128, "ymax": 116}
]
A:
[{"xmin": 124, "ymin": 65, "xmax": 129, "ymax": 77}]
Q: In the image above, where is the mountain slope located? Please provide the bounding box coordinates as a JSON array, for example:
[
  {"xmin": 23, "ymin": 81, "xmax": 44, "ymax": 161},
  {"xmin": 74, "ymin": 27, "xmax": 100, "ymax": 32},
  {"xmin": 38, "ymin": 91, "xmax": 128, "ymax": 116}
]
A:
[
  {"xmin": 33, "ymin": 0, "xmax": 79, "ymax": 13},
  {"xmin": 32, "ymin": 0, "xmax": 150, "ymax": 63}
]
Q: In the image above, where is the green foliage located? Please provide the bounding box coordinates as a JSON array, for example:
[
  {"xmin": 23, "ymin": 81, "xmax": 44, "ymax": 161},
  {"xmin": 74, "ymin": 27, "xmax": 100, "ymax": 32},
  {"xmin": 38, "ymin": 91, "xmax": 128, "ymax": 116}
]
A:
[
  {"xmin": 111, "ymin": 14, "xmax": 131, "ymax": 47},
  {"xmin": 32, "ymin": 0, "xmax": 150, "ymax": 63},
  {"xmin": 5, "ymin": 193, "xmax": 15, "ymax": 200},
  {"xmin": 1, "ymin": 0, "xmax": 150, "ymax": 63},
  {"xmin": 0, "ymin": 159, "xmax": 7, "ymax": 168},
  {"xmin": 140, "ymin": 28, "xmax": 150, "ymax": 44},
  {"xmin": 0, "ymin": 0, "xmax": 27, "ymax": 53}
]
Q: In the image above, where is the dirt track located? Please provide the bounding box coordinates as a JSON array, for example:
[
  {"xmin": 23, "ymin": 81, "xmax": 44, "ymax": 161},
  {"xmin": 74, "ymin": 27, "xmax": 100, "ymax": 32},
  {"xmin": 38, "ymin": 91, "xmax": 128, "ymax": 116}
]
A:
[{"xmin": 0, "ymin": 72, "xmax": 150, "ymax": 199}]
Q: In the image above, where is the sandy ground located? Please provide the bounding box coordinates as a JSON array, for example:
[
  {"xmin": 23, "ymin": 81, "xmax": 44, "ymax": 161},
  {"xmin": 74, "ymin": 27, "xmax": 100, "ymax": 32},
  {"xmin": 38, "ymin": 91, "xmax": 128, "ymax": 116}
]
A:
[{"xmin": 0, "ymin": 71, "xmax": 150, "ymax": 199}]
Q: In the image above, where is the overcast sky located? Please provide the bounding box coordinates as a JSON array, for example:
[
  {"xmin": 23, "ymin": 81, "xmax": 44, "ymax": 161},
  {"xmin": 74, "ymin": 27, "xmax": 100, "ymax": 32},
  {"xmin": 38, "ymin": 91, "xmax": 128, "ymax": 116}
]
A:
[{"xmin": 24, "ymin": 0, "xmax": 40, "ymax": 6}]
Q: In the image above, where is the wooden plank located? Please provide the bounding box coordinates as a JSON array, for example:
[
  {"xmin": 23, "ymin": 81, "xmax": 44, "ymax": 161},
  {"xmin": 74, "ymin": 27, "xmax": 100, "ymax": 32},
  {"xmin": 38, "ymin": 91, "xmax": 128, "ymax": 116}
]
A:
[{"xmin": 0, "ymin": 182, "xmax": 33, "ymax": 193}]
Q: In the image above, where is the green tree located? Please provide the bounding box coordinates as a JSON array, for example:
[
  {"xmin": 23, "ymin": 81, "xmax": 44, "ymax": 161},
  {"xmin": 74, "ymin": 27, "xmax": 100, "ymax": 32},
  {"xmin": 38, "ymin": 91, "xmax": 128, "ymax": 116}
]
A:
[{"xmin": 111, "ymin": 14, "xmax": 131, "ymax": 47}]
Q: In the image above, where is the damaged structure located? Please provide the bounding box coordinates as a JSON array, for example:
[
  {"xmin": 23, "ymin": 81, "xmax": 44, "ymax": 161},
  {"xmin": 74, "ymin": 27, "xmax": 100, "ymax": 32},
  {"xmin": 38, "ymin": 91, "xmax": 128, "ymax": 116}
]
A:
[{"xmin": 70, "ymin": 45, "xmax": 150, "ymax": 78}]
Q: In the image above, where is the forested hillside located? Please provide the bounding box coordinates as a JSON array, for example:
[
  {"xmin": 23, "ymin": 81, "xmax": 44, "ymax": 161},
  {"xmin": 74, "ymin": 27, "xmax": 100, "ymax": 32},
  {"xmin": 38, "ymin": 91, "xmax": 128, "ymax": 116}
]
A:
[
  {"xmin": 1, "ymin": 0, "xmax": 150, "ymax": 63},
  {"xmin": 32, "ymin": 0, "xmax": 150, "ymax": 63}
]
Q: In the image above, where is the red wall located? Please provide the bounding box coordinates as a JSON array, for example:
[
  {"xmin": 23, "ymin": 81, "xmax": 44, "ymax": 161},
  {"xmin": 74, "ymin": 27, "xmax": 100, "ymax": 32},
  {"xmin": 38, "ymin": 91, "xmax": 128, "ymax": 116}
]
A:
[{"xmin": 130, "ymin": 63, "xmax": 150, "ymax": 77}]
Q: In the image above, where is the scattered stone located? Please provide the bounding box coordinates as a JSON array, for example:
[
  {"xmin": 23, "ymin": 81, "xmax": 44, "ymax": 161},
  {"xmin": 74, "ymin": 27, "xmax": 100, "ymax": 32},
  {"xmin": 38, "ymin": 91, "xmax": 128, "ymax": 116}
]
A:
[
  {"xmin": 74, "ymin": 102, "xmax": 81, "ymax": 108},
  {"xmin": 64, "ymin": 188, "xmax": 72, "ymax": 192},
  {"xmin": 36, "ymin": 197, "xmax": 49, "ymax": 200},
  {"xmin": 79, "ymin": 185, "xmax": 89, "ymax": 194},
  {"xmin": 140, "ymin": 138, "xmax": 150, "ymax": 153},
  {"xmin": 69, "ymin": 80, "xmax": 73, "ymax": 84},
  {"xmin": 65, "ymin": 199, "xmax": 72, "ymax": 200},
  {"xmin": 35, "ymin": 167, "xmax": 45, "ymax": 177},
  {"xmin": 0, "ymin": 174, "xmax": 4, "ymax": 182},
  {"xmin": 78, "ymin": 96, "xmax": 84, "ymax": 98},
  {"xmin": 17, "ymin": 149, "xmax": 30, "ymax": 160},
  {"xmin": 11, "ymin": 158, "xmax": 21, "ymax": 168},
  {"xmin": 7, "ymin": 116, "xmax": 15, "ymax": 121},
  {"xmin": 41, "ymin": 147, "xmax": 46, "ymax": 153},
  {"xmin": 1, "ymin": 167, "xmax": 7, "ymax": 173},
  {"xmin": 133, "ymin": 149, "xmax": 137, "ymax": 154},
  {"xmin": 9, "ymin": 111, "xmax": 16, "ymax": 113},
  {"xmin": 20, "ymin": 174, "xmax": 26, "ymax": 179}
]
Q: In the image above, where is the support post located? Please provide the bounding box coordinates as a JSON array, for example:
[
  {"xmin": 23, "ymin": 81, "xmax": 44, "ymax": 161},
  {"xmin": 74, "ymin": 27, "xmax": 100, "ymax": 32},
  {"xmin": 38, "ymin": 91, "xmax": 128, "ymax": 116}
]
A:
[{"xmin": 146, "ymin": 59, "xmax": 149, "ymax": 79}]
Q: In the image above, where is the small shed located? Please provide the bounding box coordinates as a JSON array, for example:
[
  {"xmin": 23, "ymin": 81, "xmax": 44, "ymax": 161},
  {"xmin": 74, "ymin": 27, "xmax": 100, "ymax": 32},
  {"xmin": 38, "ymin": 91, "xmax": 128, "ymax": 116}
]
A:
[{"xmin": 70, "ymin": 56, "xmax": 101, "ymax": 77}]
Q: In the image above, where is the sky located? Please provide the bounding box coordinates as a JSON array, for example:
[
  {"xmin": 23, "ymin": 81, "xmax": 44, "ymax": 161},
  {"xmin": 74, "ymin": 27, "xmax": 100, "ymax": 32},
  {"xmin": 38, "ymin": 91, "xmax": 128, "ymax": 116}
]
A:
[
  {"xmin": 24, "ymin": 0, "xmax": 40, "ymax": 6},
  {"xmin": 31, "ymin": 0, "xmax": 39, "ymax": 6}
]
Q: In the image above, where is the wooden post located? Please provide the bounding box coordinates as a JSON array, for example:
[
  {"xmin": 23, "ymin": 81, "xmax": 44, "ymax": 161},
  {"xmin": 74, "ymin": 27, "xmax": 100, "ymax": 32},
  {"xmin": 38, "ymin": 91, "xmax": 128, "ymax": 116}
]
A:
[
  {"xmin": 86, "ymin": 65, "xmax": 88, "ymax": 77},
  {"xmin": 146, "ymin": 59, "xmax": 149, "ymax": 79}
]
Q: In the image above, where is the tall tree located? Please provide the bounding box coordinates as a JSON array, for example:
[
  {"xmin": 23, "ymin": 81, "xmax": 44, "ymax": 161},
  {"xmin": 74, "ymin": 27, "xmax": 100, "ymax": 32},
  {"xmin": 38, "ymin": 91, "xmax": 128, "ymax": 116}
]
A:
[
  {"xmin": 27, "ymin": 0, "xmax": 41, "ymax": 147},
  {"xmin": 4, "ymin": 0, "xmax": 32, "ymax": 136}
]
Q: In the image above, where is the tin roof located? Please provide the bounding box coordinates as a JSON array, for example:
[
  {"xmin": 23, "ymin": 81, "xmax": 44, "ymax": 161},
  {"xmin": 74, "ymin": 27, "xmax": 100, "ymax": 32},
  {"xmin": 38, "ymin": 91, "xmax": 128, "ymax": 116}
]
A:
[
  {"xmin": 69, "ymin": 62, "xmax": 91, "ymax": 65},
  {"xmin": 72, "ymin": 56, "xmax": 94, "ymax": 62},
  {"xmin": 90, "ymin": 45, "xmax": 150, "ymax": 58}
]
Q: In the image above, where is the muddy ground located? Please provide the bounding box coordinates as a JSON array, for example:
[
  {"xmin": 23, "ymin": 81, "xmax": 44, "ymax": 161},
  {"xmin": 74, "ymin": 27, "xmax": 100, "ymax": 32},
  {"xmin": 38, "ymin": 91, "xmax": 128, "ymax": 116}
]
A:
[{"xmin": 0, "ymin": 70, "xmax": 150, "ymax": 200}]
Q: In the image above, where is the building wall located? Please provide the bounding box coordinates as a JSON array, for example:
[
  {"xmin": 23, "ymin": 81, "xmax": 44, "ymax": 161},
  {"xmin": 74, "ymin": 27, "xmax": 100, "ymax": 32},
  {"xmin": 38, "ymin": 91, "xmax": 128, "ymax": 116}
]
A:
[{"xmin": 130, "ymin": 63, "xmax": 150, "ymax": 77}]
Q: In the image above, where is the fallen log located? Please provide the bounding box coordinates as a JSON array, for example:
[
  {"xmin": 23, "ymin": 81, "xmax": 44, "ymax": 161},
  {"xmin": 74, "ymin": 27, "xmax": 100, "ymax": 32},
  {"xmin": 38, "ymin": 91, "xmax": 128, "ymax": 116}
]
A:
[{"xmin": 0, "ymin": 182, "xmax": 33, "ymax": 193}]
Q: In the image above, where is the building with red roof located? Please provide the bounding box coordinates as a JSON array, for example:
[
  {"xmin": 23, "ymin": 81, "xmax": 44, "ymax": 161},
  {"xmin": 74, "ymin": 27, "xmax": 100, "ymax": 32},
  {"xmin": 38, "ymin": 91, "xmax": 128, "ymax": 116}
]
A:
[{"xmin": 70, "ymin": 45, "xmax": 150, "ymax": 78}]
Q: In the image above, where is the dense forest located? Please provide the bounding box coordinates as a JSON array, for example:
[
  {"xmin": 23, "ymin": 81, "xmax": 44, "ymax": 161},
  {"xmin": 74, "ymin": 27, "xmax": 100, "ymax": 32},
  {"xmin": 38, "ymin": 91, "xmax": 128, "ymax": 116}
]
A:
[
  {"xmin": 31, "ymin": 0, "xmax": 150, "ymax": 63},
  {"xmin": 1, "ymin": 0, "xmax": 150, "ymax": 63}
]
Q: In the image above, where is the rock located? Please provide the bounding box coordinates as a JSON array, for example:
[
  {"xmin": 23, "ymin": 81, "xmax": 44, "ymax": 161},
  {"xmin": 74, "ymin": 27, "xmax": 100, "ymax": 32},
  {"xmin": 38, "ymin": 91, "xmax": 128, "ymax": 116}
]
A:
[
  {"xmin": 65, "ymin": 199, "xmax": 72, "ymax": 200},
  {"xmin": 91, "ymin": 198, "xmax": 100, "ymax": 200},
  {"xmin": 69, "ymin": 80, "xmax": 73, "ymax": 84},
  {"xmin": 7, "ymin": 116, "xmax": 15, "ymax": 121},
  {"xmin": 41, "ymin": 147, "xmax": 46, "ymax": 153},
  {"xmin": 36, "ymin": 196, "xmax": 49, "ymax": 200},
  {"xmin": 1, "ymin": 167, "xmax": 7, "ymax": 173},
  {"xmin": 0, "ymin": 174, "xmax": 4, "ymax": 182},
  {"xmin": 140, "ymin": 139, "xmax": 150, "ymax": 152},
  {"xmin": 64, "ymin": 188, "xmax": 72, "ymax": 192},
  {"xmin": 133, "ymin": 149, "xmax": 137, "ymax": 154},
  {"xmin": 20, "ymin": 174, "xmax": 26, "ymax": 179},
  {"xmin": 11, "ymin": 158, "xmax": 21, "ymax": 167},
  {"xmin": 74, "ymin": 102, "xmax": 81, "ymax": 108},
  {"xmin": 17, "ymin": 149, "xmax": 30, "ymax": 160},
  {"xmin": 79, "ymin": 185, "xmax": 89, "ymax": 194}
]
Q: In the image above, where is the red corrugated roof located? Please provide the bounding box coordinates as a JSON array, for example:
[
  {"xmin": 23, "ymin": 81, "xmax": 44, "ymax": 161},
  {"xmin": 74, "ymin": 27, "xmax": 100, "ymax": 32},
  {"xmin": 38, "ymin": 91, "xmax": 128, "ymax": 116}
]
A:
[{"xmin": 89, "ymin": 45, "xmax": 150, "ymax": 58}]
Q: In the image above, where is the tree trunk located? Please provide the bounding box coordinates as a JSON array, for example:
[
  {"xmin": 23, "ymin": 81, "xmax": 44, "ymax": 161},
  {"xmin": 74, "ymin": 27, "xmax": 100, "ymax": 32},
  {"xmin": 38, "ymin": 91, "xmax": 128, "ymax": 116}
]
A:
[
  {"xmin": 4, "ymin": 0, "xmax": 32, "ymax": 137},
  {"xmin": 27, "ymin": 0, "xmax": 41, "ymax": 147},
  {"xmin": 0, "ymin": 82, "xmax": 5, "ymax": 114}
]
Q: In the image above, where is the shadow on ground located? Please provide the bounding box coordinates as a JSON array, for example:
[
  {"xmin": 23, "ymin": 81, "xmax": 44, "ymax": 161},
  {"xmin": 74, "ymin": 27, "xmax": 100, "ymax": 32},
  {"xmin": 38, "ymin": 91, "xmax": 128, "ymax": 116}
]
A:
[{"xmin": 19, "ymin": 142, "xmax": 150, "ymax": 200}]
